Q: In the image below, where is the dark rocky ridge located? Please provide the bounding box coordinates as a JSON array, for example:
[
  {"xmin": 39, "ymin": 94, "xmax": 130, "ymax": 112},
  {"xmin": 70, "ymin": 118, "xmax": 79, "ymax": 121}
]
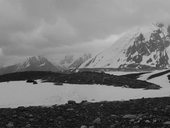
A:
[
  {"xmin": 0, "ymin": 71, "xmax": 160, "ymax": 89},
  {"xmin": 1, "ymin": 97, "xmax": 170, "ymax": 127}
]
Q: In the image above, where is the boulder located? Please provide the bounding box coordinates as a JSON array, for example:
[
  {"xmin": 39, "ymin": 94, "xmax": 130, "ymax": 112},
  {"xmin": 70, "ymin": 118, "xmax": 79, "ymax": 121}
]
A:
[
  {"xmin": 164, "ymin": 121, "xmax": 170, "ymax": 125},
  {"xmin": 6, "ymin": 122, "xmax": 14, "ymax": 128},
  {"xmin": 80, "ymin": 125, "xmax": 88, "ymax": 128},
  {"xmin": 123, "ymin": 114, "xmax": 137, "ymax": 119},
  {"xmin": 93, "ymin": 117, "xmax": 101, "ymax": 124}
]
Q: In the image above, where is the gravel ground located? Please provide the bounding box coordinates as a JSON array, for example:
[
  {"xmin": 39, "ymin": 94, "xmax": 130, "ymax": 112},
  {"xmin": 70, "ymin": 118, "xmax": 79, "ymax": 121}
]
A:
[{"xmin": 0, "ymin": 97, "xmax": 170, "ymax": 128}]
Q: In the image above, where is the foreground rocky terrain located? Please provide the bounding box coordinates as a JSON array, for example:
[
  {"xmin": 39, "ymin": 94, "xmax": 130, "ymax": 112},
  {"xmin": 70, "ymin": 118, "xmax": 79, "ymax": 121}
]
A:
[{"xmin": 1, "ymin": 97, "xmax": 170, "ymax": 128}]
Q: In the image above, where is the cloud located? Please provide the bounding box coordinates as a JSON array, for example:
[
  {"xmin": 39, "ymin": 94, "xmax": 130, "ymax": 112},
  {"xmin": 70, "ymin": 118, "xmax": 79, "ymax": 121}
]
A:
[
  {"xmin": 42, "ymin": 34, "xmax": 121, "ymax": 64},
  {"xmin": 0, "ymin": 0, "xmax": 170, "ymax": 65}
]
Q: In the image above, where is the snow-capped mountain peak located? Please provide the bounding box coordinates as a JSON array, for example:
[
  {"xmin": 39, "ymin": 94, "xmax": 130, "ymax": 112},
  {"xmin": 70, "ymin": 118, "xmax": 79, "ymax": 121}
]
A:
[
  {"xmin": 17, "ymin": 56, "xmax": 49, "ymax": 70},
  {"xmin": 80, "ymin": 23, "xmax": 170, "ymax": 71},
  {"xmin": 0, "ymin": 56, "xmax": 62, "ymax": 75}
]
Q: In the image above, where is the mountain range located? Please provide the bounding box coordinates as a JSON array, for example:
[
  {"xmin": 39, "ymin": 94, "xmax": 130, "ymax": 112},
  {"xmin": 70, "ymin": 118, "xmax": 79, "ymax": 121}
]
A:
[
  {"xmin": 1, "ymin": 23, "xmax": 170, "ymax": 74},
  {"xmin": 0, "ymin": 54, "xmax": 92, "ymax": 75}
]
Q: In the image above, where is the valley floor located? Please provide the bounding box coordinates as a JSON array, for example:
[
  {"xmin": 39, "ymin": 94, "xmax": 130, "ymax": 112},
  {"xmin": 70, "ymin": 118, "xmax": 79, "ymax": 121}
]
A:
[{"xmin": 0, "ymin": 70, "xmax": 169, "ymax": 127}]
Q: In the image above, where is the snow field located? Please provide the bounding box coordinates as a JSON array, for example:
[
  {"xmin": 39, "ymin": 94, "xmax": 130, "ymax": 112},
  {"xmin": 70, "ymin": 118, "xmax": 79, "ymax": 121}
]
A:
[{"xmin": 0, "ymin": 79, "xmax": 169, "ymax": 108}]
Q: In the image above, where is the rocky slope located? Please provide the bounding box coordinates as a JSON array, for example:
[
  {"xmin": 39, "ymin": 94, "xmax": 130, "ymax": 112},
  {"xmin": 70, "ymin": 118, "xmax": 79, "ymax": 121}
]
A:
[
  {"xmin": 80, "ymin": 23, "xmax": 170, "ymax": 71},
  {"xmin": 0, "ymin": 56, "xmax": 62, "ymax": 75}
]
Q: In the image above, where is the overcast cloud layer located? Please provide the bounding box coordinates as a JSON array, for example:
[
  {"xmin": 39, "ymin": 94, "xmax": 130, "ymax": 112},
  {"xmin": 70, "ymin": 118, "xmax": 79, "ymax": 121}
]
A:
[{"xmin": 1, "ymin": 0, "xmax": 170, "ymax": 66}]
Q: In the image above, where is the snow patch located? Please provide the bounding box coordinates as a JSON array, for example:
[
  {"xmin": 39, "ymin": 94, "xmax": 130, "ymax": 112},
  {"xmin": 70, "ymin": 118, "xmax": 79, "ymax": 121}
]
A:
[
  {"xmin": 138, "ymin": 69, "xmax": 170, "ymax": 88},
  {"xmin": 39, "ymin": 63, "xmax": 45, "ymax": 67},
  {"xmin": 0, "ymin": 80, "xmax": 169, "ymax": 108},
  {"xmin": 25, "ymin": 62, "xmax": 30, "ymax": 68},
  {"xmin": 105, "ymin": 71, "xmax": 140, "ymax": 76}
]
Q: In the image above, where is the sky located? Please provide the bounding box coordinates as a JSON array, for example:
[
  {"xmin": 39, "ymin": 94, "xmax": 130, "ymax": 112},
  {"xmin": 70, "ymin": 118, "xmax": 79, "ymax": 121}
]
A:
[{"xmin": 0, "ymin": 0, "xmax": 170, "ymax": 66}]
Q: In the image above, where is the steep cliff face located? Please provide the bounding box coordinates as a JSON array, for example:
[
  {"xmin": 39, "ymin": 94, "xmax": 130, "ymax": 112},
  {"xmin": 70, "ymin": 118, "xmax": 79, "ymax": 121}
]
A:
[{"xmin": 80, "ymin": 24, "xmax": 170, "ymax": 70}]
